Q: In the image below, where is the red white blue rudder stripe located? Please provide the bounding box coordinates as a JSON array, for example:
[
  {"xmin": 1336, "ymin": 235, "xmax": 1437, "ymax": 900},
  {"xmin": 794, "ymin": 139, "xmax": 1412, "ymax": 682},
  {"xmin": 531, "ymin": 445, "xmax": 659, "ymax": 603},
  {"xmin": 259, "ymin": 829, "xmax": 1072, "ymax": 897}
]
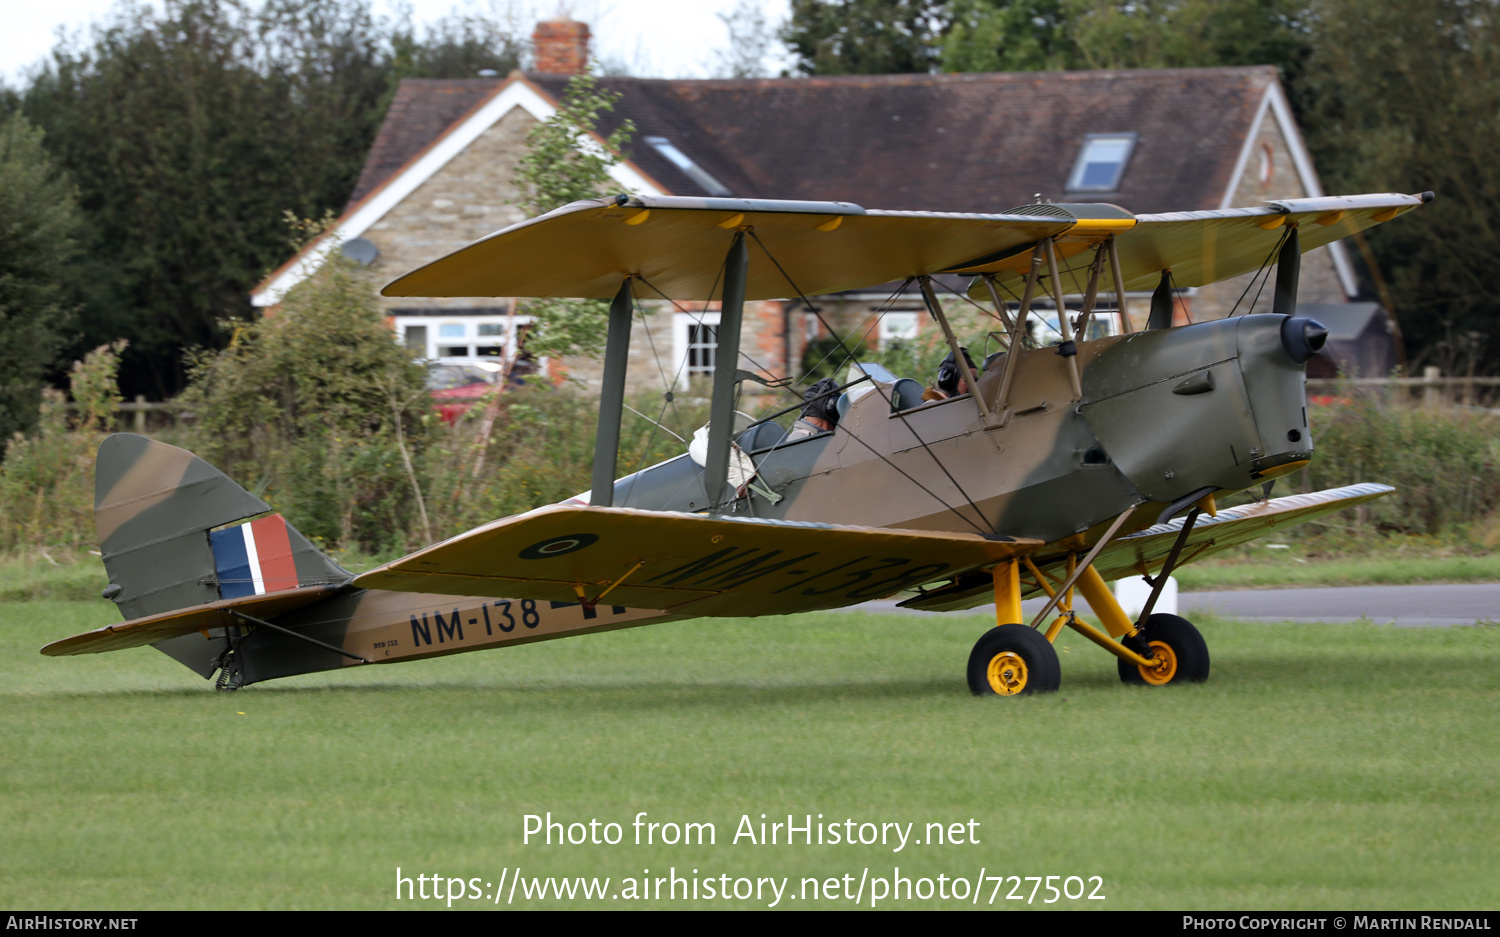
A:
[{"xmin": 210, "ymin": 515, "xmax": 301, "ymax": 599}]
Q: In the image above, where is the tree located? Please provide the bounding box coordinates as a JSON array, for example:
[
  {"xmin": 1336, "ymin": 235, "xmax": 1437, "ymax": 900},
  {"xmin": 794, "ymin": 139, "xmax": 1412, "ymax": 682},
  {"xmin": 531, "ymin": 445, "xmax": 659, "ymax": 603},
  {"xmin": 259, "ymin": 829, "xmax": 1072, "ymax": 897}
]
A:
[
  {"xmin": 715, "ymin": 0, "xmax": 776, "ymax": 78},
  {"xmin": 22, "ymin": 0, "xmax": 395, "ymax": 400},
  {"xmin": 1062, "ymin": 0, "xmax": 1309, "ymax": 72},
  {"xmin": 942, "ymin": 0, "xmax": 1081, "ymax": 72},
  {"xmin": 512, "ymin": 73, "xmax": 635, "ymax": 361},
  {"xmin": 940, "ymin": 0, "xmax": 1311, "ymax": 75},
  {"xmin": 782, "ymin": 0, "xmax": 950, "ymax": 75},
  {"xmin": 21, "ymin": 0, "xmax": 530, "ymax": 401},
  {"xmin": 0, "ymin": 113, "xmax": 80, "ymax": 453},
  {"xmin": 184, "ymin": 230, "xmax": 427, "ymax": 551},
  {"xmin": 389, "ymin": 9, "xmax": 526, "ymax": 81},
  {"xmin": 1300, "ymin": 0, "xmax": 1500, "ymax": 375}
]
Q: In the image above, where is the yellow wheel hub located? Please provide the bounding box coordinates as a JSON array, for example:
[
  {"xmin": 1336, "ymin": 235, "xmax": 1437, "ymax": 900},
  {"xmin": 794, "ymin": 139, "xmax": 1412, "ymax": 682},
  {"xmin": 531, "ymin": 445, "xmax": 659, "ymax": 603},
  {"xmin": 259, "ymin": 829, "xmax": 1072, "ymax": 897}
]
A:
[
  {"xmin": 986, "ymin": 651, "xmax": 1029, "ymax": 695},
  {"xmin": 1138, "ymin": 640, "xmax": 1178, "ymax": 685}
]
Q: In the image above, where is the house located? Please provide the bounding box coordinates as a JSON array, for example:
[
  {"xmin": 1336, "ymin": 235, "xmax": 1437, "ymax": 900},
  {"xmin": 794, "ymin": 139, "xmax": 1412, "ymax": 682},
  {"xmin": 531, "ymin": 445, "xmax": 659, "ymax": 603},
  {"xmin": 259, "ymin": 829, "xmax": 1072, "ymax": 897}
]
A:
[
  {"xmin": 1302, "ymin": 302, "xmax": 1402, "ymax": 379},
  {"xmin": 251, "ymin": 17, "xmax": 1364, "ymax": 394}
]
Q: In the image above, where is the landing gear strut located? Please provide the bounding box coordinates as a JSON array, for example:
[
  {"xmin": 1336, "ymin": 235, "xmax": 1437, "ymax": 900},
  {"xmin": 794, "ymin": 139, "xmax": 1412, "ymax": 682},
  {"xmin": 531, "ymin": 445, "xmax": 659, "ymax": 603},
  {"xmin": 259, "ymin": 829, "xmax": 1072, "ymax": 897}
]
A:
[{"xmin": 969, "ymin": 502, "xmax": 1211, "ymax": 696}]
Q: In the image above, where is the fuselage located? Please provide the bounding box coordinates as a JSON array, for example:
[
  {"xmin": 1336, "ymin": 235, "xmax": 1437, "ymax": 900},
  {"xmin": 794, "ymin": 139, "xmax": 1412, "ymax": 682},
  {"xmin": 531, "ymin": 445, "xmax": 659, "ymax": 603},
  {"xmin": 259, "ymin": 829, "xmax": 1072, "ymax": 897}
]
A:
[
  {"xmin": 211, "ymin": 313, "xmax": 1323, "ymax": 686},
  {"xmin": 606, "ymin": 314, "xmax": 1316, "ymax": 548}
]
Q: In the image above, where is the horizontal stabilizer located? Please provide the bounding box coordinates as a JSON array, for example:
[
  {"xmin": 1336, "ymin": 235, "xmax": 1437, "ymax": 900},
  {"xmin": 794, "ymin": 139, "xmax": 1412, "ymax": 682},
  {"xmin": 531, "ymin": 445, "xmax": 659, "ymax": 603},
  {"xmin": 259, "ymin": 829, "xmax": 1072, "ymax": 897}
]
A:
[
  {"xmin": 354, "ymin": 504, "xmax": 1040, "ymax": 617},
  {"xmin": 42, "ymin": 585, "xmax": 340, "ymax": 657},
  {"xmin": 900, "ymin": 484, "xmax": 1394, "ymax": 612}
]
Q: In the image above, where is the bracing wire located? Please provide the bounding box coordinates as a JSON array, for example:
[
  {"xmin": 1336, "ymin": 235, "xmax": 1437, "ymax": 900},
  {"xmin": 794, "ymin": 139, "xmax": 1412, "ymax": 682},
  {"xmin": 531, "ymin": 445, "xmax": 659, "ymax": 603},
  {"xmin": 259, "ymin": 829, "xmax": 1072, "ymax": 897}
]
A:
[
  {"xmin": 746, "ymin": 231, "xmax": 992, "ymax": 533},
  {"xmin": 1228, "ymin": 226, "xmax": 1293, "ymax": 318}
]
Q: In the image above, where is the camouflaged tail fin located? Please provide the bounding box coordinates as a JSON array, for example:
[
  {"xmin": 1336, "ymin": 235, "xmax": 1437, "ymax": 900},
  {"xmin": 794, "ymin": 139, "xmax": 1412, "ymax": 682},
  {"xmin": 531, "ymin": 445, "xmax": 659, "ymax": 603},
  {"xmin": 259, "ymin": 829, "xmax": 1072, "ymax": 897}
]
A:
[{"xmin": 94, "ymin": 435, "xmax": 350, "ymax": 620}]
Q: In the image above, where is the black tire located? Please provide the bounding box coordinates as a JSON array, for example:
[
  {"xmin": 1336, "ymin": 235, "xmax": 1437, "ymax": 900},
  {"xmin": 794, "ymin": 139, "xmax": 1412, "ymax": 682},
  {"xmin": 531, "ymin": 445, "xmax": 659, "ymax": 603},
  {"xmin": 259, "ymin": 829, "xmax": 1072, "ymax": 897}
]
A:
[
  {"xmin": 1118, "ymin": 613, "xmax": 1210, "ymax": 686},
  {"xmin": 967, "ymin": 624, "xmax": 1062, "ymax": 696}
]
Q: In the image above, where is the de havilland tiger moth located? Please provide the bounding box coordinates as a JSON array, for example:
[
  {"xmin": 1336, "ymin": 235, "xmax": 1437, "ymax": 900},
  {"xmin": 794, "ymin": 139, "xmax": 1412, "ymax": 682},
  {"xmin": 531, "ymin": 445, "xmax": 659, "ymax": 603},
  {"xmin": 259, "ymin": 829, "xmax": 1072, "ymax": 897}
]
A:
[{"xmin": 44, "ymin": 189, "xmax": 1430, "ymax": 695}]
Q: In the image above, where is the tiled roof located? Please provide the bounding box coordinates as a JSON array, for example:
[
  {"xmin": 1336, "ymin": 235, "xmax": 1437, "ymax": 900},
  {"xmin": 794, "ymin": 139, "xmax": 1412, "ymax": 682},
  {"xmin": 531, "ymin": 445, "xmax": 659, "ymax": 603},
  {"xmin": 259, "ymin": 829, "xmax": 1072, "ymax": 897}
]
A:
[
  {"xmin": 349, "ymin": 67, "xmax": 1277, "ymax": 215},
  {"xmin": 347, "ymin": 79, "xmax": 506, "ymax": 205}
]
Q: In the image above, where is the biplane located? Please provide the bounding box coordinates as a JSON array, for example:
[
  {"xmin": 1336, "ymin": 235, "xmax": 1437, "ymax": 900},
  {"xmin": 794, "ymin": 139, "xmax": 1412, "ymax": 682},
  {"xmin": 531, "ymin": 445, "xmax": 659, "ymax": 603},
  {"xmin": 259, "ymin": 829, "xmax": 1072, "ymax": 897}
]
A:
[{"xmin": 45, "ymin": 190, "xmax": 1429, "ymax": 695}]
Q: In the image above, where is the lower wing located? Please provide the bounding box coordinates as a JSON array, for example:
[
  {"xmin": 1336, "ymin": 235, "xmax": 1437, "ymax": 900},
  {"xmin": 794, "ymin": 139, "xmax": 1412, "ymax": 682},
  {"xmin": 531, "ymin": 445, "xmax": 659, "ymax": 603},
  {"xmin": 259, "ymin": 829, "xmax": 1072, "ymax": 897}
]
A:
[
  {"xmin": 901, "ymin": 483, "xmax": 1394, "ymax": 612},
  {"xmin": 353, "ymin": 504, "xmax": 1040, "ymax": 617}
]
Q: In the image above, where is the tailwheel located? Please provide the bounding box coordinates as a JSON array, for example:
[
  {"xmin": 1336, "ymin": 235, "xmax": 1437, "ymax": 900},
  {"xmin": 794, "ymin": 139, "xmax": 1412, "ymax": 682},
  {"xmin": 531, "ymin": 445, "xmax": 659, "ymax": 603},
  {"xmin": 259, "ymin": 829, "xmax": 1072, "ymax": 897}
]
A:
[
  {"xmin": 967, "ymin": 624, "xmax": 1061, "ymax": 696},
  {"xmin": 1119, "ymin": 614, "xmax": 1210, "ymax": 686}
]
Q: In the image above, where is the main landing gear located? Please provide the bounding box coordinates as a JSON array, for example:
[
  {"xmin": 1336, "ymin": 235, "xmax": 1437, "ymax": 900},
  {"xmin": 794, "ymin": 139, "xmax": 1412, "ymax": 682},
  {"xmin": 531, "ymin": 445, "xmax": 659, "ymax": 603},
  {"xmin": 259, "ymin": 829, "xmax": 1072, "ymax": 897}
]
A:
[
  {"xmin": 966, "ymin": 556, "xmax": 1210, "ymax": 696},
  {"xmin": 966, "ymin": 624, "xmax": 1061, "ymax": 696},
  {"xmin": 1118, "ymin": 613, "xmax": 1210, "ymax": 685}
]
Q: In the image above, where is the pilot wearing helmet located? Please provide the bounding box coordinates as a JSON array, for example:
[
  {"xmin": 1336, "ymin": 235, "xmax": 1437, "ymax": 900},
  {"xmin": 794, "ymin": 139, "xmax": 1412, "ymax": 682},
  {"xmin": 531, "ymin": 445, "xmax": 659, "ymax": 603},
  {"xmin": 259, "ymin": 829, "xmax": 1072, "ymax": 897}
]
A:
[
  {"xmin": 787, "ymin": 377, "xmax": 841, "ymax": 440},
  {"xmin": 924, "ymin": 348, "xmax": 976, "ymax": 401}
]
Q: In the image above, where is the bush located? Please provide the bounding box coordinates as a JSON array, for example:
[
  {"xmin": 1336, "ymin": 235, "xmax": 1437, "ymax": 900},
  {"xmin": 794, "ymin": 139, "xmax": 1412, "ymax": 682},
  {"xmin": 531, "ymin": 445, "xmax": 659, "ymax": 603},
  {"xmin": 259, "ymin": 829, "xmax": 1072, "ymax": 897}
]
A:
[
  {"xmin": 420, "ymin": 383, "xmax": 712, "ymax": 542},
  {"xmin": 183, "ymin": 250, "xmax": 428, "ymax": 553},
  {"xmin": 0, "ymin": 343, "xmax": 123, "ymax": 553},
  {"xmin": 1299, "ymin": 394, "xmax": 1500, "ymax": 537}
]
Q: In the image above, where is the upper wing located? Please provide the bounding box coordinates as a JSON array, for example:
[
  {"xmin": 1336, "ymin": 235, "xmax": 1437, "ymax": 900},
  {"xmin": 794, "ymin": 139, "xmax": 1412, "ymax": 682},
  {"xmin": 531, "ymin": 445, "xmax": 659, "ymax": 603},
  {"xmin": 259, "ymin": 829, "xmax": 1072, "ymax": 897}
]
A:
[
  {"xmin": 963, "ymin": 193, "xmax": 1428, "ymax": 297},
  {"xmin": 381, "ymin": 195, "xmax": 1075, "ymax": 300},
  {"xmin": 380, "ymin": 191, "xmax": 1424, "ymax": 303},
  {"xmin": 899, "ymin": 483, "xmax": 1395, "ymax": 612},
  {"xmin": 353, "ymin": 504, "xmax": 1040, "ymax": 617}
]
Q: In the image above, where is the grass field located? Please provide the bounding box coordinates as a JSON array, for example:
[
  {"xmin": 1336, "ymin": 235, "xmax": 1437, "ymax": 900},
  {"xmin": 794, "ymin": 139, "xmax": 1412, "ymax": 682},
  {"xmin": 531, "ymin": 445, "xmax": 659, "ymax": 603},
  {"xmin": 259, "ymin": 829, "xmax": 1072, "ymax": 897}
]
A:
[
  {"xmin": 3, "ymin": 597, "xmax": 1497, "ymax": 910},
  {"xmin": 1175, "ymin": 550, "xmax": 1500, "ymax": 591}
]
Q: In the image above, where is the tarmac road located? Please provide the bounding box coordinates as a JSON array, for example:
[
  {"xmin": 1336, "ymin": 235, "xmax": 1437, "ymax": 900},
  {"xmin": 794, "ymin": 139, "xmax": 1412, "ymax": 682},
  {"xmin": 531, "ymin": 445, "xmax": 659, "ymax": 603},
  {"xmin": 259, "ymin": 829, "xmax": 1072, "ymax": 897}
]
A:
[{"xmin": 849, "ymin": 582, "xmax": 1500, "ymax": 627}]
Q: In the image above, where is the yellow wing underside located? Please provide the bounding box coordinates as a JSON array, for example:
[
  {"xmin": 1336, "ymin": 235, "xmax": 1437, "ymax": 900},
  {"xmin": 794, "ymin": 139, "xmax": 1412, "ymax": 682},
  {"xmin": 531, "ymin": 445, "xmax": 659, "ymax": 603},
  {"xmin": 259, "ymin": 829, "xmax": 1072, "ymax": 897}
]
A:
[{"xmin": 380, "ymin": 193, "xmax": 1426, "ymax": 302}]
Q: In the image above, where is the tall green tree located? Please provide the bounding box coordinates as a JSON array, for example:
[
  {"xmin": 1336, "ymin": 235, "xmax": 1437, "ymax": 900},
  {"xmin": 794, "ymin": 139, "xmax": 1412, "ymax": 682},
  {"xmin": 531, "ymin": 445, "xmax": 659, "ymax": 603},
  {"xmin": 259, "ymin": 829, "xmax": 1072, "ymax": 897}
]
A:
[
  {"xmin": 184, "ymin": 240, "xmax": 426, "ymax": 550},
  {"xmin": 1301, "ymin": 0, "xmax": 1500, "ymax": 375},
  {"xmin": 782, "ymin": 0, "xmax": 950, "ymax": 75},
  {"xmin": 942, "ymin": 0, "xmax": 1080, "ymax": 72},
  {"xmin": 0, "ymin": 113, "xmax": 80, "ymax": 453},
  {"xmin": 21, "ymin": 0, "xmax": 529, "ymax": 400},
  {"xmin": 1062, "ymin": 0, "xmax": 1309, "ymax": 72},
  {"xmin": 940, "ymin": 0, "xmax": 1312, "ymax": 75},
  {"xmin": 22, "ymin": 0, "xmax": 395, "ymax": 399}
]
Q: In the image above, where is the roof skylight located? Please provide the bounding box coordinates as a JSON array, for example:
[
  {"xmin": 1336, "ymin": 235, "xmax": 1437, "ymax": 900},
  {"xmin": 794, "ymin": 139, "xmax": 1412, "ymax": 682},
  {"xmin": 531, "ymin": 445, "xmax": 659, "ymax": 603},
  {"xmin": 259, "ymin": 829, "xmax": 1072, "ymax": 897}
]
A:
[
  {"xmin": 1067, "ymin": 133, "xmax": 1137, "ymax": 192},
  {"xmin": 645, "ymin": 135, "xmax": 732, "ymax": 197}
]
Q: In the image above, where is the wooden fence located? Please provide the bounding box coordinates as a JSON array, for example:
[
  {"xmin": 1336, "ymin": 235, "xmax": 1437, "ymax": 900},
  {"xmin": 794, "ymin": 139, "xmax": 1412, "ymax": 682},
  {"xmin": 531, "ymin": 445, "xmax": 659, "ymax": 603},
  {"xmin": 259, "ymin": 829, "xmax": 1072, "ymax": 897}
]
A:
[
  {"xmin": 56, "ymin": 396, "xmax": 195, "ymax": 434},
  {"xmin": 1306, "ymin": 367, "xmax": 1500, "ymax": 410}
]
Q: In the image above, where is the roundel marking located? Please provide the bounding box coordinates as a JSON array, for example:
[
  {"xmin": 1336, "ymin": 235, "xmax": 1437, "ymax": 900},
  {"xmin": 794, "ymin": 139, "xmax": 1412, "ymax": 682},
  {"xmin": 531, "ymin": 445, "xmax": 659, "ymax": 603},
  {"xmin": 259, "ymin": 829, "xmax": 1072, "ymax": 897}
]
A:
[{"xmin": 519, "ymin": 533, "xmax": 599, "ymax": 560}]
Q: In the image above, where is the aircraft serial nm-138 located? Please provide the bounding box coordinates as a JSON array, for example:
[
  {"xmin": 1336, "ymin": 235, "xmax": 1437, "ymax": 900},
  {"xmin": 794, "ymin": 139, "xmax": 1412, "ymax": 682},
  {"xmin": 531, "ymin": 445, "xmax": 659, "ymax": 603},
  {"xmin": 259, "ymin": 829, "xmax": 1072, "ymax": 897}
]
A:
[{"xmin": 45, "ymin": 189, "xmax": 1430, "ymax": 694}]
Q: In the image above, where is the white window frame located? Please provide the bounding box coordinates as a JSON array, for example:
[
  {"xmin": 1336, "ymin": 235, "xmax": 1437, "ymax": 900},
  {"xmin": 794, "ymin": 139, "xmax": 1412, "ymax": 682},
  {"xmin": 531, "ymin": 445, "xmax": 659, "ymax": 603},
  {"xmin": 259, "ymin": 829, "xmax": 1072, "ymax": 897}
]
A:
[
  {"xmin": 879, "ymin": 311, "xmax": 920, "ymax": 349},
  {"xmin": 393, "ymin": 313, "xmax": 534, "ymax": 364},
  {"xmin": 645, "ymin": 135, "xmax": 733, "ymax": 197},
  {"xmin": 1067, "ymin": 133, "xmax": 1137, "ymax": 192},
  {"xmin": 673, "ymin": 311, "xmax": 722, "ymax": 381}
]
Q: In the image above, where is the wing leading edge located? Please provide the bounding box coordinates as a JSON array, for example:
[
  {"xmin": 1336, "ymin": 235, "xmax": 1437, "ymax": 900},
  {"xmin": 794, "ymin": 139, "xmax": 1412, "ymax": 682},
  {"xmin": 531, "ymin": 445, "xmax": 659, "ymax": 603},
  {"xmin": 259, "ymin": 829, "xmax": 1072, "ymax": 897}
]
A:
[{"xmin": 353, "ymin": 504, "xmax": 1041, "ymax": 617}]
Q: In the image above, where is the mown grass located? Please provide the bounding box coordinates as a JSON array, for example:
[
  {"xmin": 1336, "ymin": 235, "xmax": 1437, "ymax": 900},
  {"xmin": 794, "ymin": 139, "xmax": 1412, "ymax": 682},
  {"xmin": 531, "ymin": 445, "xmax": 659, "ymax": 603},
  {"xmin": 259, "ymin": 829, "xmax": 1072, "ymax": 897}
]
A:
[
  {"xmin": 1175, "ymin": 552, "xmax": 1500, "ymax": 591},
  {"xmin": 3, "ymin": 599, "xmax": 1497, "ymax": 910}
]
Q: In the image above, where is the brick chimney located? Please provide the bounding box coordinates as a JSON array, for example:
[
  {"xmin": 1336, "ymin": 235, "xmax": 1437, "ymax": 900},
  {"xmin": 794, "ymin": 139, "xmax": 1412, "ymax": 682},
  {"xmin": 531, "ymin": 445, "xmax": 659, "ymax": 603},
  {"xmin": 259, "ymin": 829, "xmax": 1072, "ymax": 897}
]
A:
[{"xmin": 532, "ymin": 18, "xmax": 590, "ymax": 75}]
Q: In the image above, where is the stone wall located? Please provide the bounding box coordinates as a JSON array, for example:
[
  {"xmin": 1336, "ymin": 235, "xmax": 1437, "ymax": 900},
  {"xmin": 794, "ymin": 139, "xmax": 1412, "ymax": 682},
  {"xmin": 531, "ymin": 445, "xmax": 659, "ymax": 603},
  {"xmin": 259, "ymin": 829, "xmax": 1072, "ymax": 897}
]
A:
[{"xmin": 1190, "ymin": 105, "xmax": 1347, "ymax": 323}]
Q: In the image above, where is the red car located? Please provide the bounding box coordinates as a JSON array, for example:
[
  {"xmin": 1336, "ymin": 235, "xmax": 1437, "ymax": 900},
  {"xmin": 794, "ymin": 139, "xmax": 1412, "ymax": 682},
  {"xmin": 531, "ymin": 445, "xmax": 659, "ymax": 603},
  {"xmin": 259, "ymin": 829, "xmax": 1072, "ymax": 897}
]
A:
[{"xmin": 427, "ymin": 361, "xmax": 503, "ymax": 424}]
